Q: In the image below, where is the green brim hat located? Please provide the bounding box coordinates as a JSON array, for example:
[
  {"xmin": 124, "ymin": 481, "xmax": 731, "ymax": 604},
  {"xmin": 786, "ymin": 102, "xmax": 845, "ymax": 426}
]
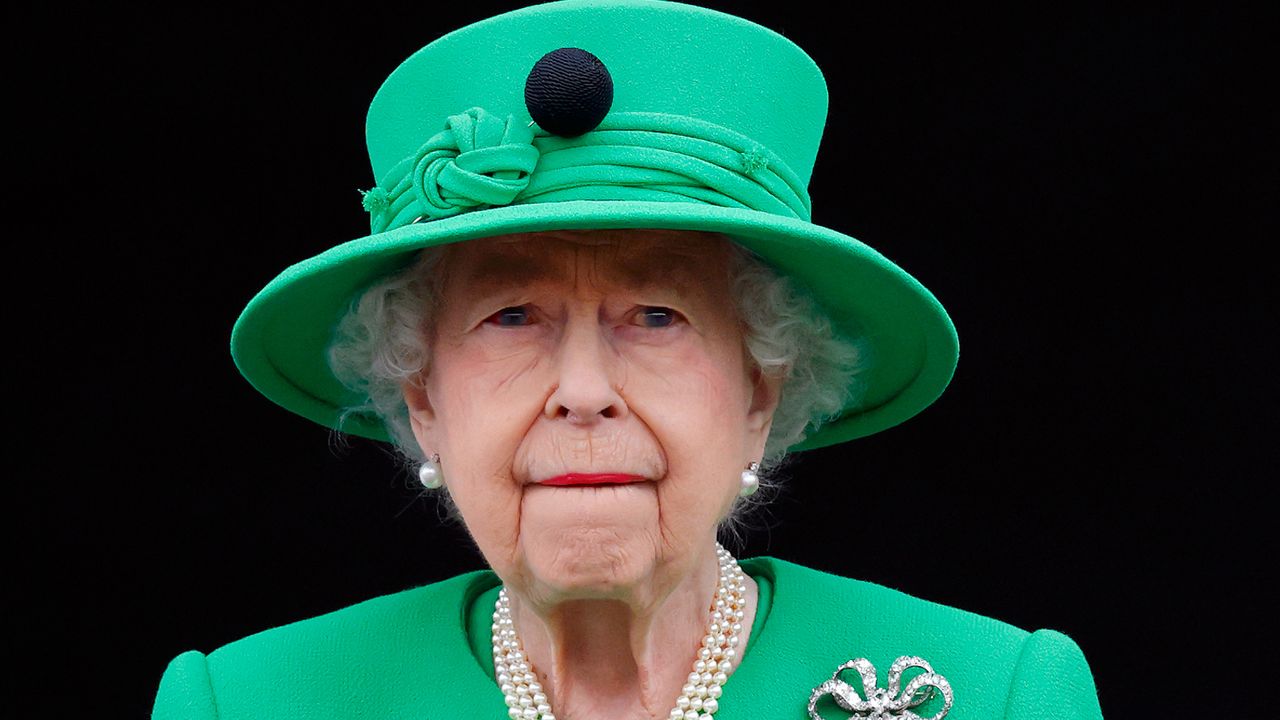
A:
[{"xmin": 231, "ymin": 0, "xmax": 959, "ymax": 452}]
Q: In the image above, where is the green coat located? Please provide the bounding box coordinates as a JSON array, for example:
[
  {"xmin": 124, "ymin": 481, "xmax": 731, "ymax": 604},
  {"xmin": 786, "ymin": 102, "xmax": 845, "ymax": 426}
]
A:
[{"xmin": 152, "ymin": 556, "xmax": 1103, "ymax": 719}]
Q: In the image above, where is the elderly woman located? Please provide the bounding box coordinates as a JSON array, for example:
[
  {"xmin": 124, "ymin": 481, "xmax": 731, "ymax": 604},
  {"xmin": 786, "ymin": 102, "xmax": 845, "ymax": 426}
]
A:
[{"xmin": 153, "ymin": 1, "xmax": 1103, "ymax": 719}]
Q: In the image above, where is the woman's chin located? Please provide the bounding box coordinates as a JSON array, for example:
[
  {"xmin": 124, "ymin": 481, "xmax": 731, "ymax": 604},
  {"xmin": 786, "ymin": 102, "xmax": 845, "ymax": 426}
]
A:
[
  {"xmin": 517, "ymin": 483, "xmax": 663, "ymax": 595},
  {"xmin": 524, "ymin": 558, "xmax": 653, "ymax": 600}
]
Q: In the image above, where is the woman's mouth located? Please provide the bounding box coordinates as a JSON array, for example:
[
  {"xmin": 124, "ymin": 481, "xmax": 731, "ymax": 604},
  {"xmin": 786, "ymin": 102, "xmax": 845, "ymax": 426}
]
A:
[{"xmin": 538, "ymin": 473, "xmax": 647, "ymax": 487}]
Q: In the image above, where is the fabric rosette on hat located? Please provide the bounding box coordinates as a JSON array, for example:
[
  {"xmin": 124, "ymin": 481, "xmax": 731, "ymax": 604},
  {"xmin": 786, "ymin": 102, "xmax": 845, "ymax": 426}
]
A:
[
  {"xmin": 231, "ymin": 0, "xmax": 959, "ymax": 449},
  {"xmin": 360, "ymin": 107, "xmax": 541, "ymax": 226}
]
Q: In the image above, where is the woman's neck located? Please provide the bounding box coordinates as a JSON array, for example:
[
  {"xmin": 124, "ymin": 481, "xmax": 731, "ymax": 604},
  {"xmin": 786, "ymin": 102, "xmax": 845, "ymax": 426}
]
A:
[{"xmin": 504, "ymin": 546, "xmax": 758, "ymax": 720}]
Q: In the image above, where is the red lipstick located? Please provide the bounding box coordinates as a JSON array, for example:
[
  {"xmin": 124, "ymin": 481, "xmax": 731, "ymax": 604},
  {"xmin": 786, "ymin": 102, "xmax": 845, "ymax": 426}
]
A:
[{"xmin": 539, "ymin": 473, "xmax": 646, "ymax": 487}]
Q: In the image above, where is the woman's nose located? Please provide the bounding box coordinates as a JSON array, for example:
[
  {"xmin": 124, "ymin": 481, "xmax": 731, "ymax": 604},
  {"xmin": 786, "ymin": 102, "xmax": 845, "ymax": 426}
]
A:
[{"xmin": 544, "ymin": 314, "xmax": 627, "ymax": 424}]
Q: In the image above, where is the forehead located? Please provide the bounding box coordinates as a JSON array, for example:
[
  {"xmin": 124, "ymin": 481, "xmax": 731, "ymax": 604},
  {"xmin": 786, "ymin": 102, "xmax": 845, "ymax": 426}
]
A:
[{"xmin": 443, "ymin": 229, "xmax": 731, "ymax": 291}]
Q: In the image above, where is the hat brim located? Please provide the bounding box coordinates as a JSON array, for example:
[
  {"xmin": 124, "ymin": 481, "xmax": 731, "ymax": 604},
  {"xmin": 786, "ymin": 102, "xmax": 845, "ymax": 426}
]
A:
[{"xmin": 231, "ymin": 200, "xmax": 957, "ymax": 451}]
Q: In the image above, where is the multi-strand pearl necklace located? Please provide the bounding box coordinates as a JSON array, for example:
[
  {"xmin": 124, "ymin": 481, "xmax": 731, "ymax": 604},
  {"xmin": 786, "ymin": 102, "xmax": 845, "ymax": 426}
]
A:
[{"xmin": 491, "ymin": 543, "xmax": 749, "ymax": 720}]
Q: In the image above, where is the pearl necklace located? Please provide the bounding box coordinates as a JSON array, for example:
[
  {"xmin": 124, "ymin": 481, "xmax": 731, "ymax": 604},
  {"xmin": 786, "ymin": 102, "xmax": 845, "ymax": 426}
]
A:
[{"xmin": 491, "ymin": 543, "xmax": 749, "ymax": 720}]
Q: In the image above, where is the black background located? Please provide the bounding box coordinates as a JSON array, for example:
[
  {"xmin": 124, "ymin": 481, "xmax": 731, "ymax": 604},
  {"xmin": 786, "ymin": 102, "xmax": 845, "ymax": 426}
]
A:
[{"xmin": 14, "ymin": 2, "xmax": 1274, "ymax": 718}]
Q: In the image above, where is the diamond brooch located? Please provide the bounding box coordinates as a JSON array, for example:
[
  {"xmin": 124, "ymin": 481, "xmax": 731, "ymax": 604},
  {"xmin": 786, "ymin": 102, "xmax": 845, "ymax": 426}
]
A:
[{"xmin": 807, "ymin": 656, "xmax": 954, "ymax": 720}]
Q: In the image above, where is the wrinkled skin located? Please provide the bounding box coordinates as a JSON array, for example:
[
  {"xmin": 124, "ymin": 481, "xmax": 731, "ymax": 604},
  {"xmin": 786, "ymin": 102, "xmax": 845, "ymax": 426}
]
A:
[{"xmin": 402, "ymin": 228, "xmax": 781, "ymax": 719}]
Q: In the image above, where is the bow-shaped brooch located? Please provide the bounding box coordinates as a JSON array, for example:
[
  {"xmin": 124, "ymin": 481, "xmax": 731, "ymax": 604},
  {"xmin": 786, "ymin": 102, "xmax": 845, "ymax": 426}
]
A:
[{"xmin": 807, "ymin": 656, "xmax": 954, "ymax": 720}]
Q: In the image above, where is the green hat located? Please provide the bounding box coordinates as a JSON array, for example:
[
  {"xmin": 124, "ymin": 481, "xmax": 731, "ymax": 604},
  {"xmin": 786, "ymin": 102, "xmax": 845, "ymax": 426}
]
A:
[{"xmin": 231, "ymin": 0, "xmax": 959, "ymax": 451}]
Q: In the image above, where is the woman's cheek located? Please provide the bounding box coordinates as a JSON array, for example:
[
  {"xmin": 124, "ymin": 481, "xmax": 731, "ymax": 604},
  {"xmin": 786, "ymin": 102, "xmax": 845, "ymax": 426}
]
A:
[
  {"xmin": 629, "ymin": 345, "xmax": 745, "ymax": 463},
  {"xmin": 631, "ymin": 336, "xmax": 749, "ymax": 502},
  {"xmin": 442, "ymin": 337, "xmax": 550, "ymax": 410},
  {"xmin": 432, "ymin": 344, "xmax": 541, "ymax": 554},
  {"xmin": 448, "ymin": 454, "xmax": 526, "ymax": 573},
  {"xmin": 625, "ymin": 336, "xmax": 741, "ymax": 411}
]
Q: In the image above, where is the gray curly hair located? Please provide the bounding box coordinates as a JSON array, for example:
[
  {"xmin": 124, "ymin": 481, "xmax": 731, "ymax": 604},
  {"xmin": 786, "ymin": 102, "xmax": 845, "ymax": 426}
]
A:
[{"xmin": 326, "ymin": 230, "xmax": 867, "ymax": 542}]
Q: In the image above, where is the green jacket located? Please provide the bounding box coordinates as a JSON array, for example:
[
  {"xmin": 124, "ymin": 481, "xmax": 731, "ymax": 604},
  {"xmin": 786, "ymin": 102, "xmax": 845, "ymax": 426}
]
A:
[{"xmin": 152, "ymin": 556, "xmax": 1103, "ymax": 719}]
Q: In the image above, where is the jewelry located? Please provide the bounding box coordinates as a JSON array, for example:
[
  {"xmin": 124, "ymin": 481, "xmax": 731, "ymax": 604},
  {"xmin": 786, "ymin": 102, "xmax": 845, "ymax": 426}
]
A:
[
  {"xmin": 492, "ymin": 543, "xmax": 749, "ymax": 720},
  {"xmin": 739, "ymin": 461, "xmax": 760, "ymax": 497},
  {"xmin": 807, "ymin": 656, "xmax": 953, "ymax": 720},
  {"xmin": 417, "ymin": 453, "xmax": 443, "ymax": 489}
]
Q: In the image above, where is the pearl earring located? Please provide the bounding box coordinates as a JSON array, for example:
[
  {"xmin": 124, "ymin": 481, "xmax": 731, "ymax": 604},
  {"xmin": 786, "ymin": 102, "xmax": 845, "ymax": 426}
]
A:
[
  {"xmin": 739, "ymin": 461, "xmax": 760, "ymax": 497},
  {"xmin": 418, "ymin": 453, "xmax": 443, "ymax": 489}
]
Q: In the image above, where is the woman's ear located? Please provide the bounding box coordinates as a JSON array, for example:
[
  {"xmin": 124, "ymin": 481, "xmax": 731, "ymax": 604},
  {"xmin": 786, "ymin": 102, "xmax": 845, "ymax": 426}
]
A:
[
  {"xmin": 402, "ymin": 375, "xmax": 437, "ymax": 449},
  {"xmin": 745, "ymin": 364, "xmax": 783, "ymax": 452}
]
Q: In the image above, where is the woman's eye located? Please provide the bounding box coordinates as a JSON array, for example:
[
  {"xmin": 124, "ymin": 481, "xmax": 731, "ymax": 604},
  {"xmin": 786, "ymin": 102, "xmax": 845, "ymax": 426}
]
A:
[
  {"xmin": 485, "ymin": 306, "xmax": 532, "ymax": 327},
  {"xmin": 635, "ymin": 307, "xmax": 680, "ymax": 328}
]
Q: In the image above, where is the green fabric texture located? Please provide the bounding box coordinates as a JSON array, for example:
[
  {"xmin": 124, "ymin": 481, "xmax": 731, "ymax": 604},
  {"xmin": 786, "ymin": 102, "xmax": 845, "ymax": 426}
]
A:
[
  {"xmin": 152, "ymin": 557, "xmax": 1103, "ymax": 719},
  {"xmin": 229, "ymin": 0, "xmax": 961, "ymax": 451}
]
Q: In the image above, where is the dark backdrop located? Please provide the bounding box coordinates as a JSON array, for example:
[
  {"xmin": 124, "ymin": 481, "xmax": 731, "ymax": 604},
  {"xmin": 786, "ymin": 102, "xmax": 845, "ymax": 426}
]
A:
[{"xmin": 15, "ymin": 2, "xmax": 1273, "ymax": 718}]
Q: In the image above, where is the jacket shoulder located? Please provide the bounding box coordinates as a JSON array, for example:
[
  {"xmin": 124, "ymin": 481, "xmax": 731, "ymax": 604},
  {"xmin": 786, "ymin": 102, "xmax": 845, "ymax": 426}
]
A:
[
  {"xmin": 753, "ymin": 555, "xmax": 1035, "ymax": 643},
  {"xmin": 1003, "ymin": 627, "xmax": 1104, "ymax": 719},
  {"xmin": 744, "ymin": 557, "xmax": 1103, "ymax": 719},
  {"xmin": 151, "ymin": 569, "xmax": 502, "ymax": 720}
]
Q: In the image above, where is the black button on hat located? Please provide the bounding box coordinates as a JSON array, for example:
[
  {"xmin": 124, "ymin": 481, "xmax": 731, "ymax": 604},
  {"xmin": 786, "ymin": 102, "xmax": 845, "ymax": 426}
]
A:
[{"xmin": 524, "ymin": 48, "xmax": 614, "ymax": 137}]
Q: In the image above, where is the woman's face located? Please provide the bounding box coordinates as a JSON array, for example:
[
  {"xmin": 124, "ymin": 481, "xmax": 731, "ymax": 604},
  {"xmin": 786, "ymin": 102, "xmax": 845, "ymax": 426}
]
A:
[{"xmin": 403, "ymin": 229, "xmax": 781, "ymax": 603}]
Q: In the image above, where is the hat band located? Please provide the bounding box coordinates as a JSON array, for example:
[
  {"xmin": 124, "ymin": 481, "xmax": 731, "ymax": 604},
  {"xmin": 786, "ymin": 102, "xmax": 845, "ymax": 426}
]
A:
[{"xmin": 360, "ymin": 107, "xmax": 812, "ymax": 233}]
